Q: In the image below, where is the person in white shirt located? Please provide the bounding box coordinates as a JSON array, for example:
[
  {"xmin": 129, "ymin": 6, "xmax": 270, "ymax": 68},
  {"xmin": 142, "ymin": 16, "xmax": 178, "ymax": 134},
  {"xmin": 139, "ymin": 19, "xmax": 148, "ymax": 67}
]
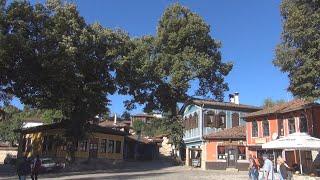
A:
[{"xmin": 262, "ymin": 154, "xmax": 274, "ymax": 180}]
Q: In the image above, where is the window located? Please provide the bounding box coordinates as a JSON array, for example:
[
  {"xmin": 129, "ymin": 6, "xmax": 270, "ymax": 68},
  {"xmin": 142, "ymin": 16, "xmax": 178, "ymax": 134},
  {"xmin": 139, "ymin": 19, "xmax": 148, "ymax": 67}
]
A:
[
  {"xmin": 218, "ymin": 112, "xmax": 226, "ymax": 129},
  {"xmin": 115, "ymin": 141, "xmax": 121, "ymax": 153},
  {"xmin": 238, "ymin": 146, "xmax": 246, "ymax": 160},
  {"xmin": 263, "ymin": 118, "xmax": 270, "ymax": 137},
  {"xmin": 217, "ymin": 146, "xmax": 226, "ymax": 160},
  {"xmin": 194, "ymin": 112, "xmax": 198, "ymax": 128},
  {"xmin": 204, "ymin": 111, "xmax": 216, "ymax": 127},
  {"xmin": 108, "ymin": 140, "xmax": 115, "ymax": 153},
  {"xmin": 288, "ymin": 117, "xmax": 296, "ymax": 134},
  {"xmin": 252, "ymin": 120, "xmax": 258, "ymax": 137},
  {"xmin": 42, "ymin": 136, "xmax": 47, "ymax": 153},
  {"xmin": 79, "ymin": 140, "xmax": 88, "ymax": 151},
  {"xmin": 278, "ymin": 117, "xmax": 284, "ymax": 136},
  {"xmin": 89, "ymin": 142, "xmax": 98, "ymax": 151},
  {"xmin": 232, "ymin": 113, "xmax": 239, "ymax": 127},
  {"xmin": 299, "ymin": 114, "xmax": 308, "ymax": 133},
  {"xmin": 100, "ymin": 139, "xmax": 107, "ymax": 153}
]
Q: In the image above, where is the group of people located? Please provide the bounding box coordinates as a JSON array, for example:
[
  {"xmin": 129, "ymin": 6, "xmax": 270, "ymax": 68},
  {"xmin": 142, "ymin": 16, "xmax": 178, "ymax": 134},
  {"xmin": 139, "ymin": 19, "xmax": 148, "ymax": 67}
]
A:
[
  {"xmin": 248, "ymin": 154, "xmax": 292, "ymax": 180},
  {"xmin": 16, "ymin": 155, "xmax": 42, "ymax": 180}
]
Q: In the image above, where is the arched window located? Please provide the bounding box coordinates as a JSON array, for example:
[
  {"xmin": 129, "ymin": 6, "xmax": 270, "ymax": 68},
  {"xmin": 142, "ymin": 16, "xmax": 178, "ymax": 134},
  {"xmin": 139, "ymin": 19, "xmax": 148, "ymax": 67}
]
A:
[
  {"xmin": 288, "ymin": 116, "xmax": 296, "ymax": 134},
  {"xmin": 262, "ymin": 118, "xmax": 270, "ymax": 136},
  {"xmin": 218, "ymin": 112, "xmax": 226, "ymax": 129},
  {"xmin": 299, "ymin": 114, "xmax": 308, "ymax": 133},
  {"xmin": 252, "ymin": 120, "xmax": 258, "ymax": 137},
  {"xmin": 232, "ymin": 113, "xmax": 239, "ymax": 127}
]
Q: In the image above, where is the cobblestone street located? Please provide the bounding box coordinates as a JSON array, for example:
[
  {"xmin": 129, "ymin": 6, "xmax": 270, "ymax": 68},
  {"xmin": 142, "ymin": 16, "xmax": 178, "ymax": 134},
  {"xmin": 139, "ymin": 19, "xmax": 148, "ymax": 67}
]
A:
[{"xmin": 1, "ymin": 161, "xmax": 248, "ymax": 180}]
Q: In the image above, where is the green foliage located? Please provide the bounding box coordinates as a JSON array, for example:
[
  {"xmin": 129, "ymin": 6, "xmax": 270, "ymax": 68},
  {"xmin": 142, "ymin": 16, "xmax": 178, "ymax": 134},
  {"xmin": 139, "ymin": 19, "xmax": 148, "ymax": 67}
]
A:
[
  {"xmin": 116, "ymin": 4, "xmax": 232, "ymax": 148},
  {"xmin": 262, "ymin": 98, "xmax": 286, "ymax": 108},
  {"xmin": 116, "ymin": 3, "xmax": 232, "ymax": 113},
  {"xmin": 143, "ymin": 118, "xmax": 167, "ymax": 137},
  {"xmin": 41, "ymin": 109, "xmax": 63, "ymax": 124},
  {"xmin": 0, "ymin": 0, "xmax": 130, "ymax": 143},
  {"xmin": 132, "ymin": 120, "xmax": 145, "ymax": 134},
  {"xmin": 121, "ymin": 111, "xmax": 131, "ymax": 120},
  {"xmin": 0, "ymin": 105, "xmax": 22, "ymax": 145},
  {"xmin": 274, "ymin": 0, "xmax": 320, "ymax": 100}
]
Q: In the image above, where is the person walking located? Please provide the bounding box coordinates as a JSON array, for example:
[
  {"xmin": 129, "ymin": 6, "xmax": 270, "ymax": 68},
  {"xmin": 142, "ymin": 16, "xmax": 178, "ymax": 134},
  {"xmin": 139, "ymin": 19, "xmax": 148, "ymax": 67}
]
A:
[
  {"xmin": 249, "ymin": 157, "xmax": 259, "ymax": 180},
  {"xmin": 262, "ymin": 154, "xmax": 274, "ymax": 180},
  {"xmin": 31, "ymin": 155, "xmax": 41, "ymax": 180},
  {"xmin": 17, "ymin": 156, "xmax": 28, "ymax": 180}
]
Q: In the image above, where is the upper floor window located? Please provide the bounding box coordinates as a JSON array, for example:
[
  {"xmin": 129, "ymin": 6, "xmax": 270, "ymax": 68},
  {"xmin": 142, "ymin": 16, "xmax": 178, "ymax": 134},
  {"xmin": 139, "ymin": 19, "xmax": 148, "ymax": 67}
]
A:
[
  {"xmin": 299, "ymin": 114, "xmax": 308, "ymax": 133},
  {"xmin": 218, "ymin": 112, "xmax": 226, "ymax": 129},
  {"xmin": 278, "ymin": 116, "xmax": 284, "ymax": 136},
  {"xmin": 232, "ymin": 113, "xmax": 239, "ymax": 127},
  {"xmin": 252, "ymin": 120, "xmax": 258, "ymax": 137},
  {"xmin": 288, "ymin": 117, "xmax": 296, "ymax": 134},
  {"xmin": 263, "ymin": 118, "xmax": 270, "ymax": 137},
  {"xmin": 194, "ymin": 112, "xmax": 198, "ymax": 128},
  {"xmin": 204, "ymin": 111, "xmax": 215, "ymax": 127}
]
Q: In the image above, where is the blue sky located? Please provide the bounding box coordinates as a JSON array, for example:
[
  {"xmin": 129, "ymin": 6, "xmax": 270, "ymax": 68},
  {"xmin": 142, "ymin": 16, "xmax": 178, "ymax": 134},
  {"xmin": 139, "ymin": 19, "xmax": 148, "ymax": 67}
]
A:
[{"xmin": 11, "ymin": 0, "xmax": 291, "ymax": 115}]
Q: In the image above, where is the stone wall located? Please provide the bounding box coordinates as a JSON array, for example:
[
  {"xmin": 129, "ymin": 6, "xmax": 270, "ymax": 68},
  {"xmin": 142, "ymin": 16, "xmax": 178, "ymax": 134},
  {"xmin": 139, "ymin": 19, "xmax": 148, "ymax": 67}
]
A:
[{"xmin": 0, "ymin": 147, "xmax": 17, "ymax": 164}]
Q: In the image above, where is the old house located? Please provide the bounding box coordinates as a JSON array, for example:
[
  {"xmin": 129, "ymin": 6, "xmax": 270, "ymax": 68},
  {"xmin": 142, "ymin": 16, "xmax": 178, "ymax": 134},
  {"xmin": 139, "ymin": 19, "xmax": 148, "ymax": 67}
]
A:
[
  {"xmin": 245, "ymin": 99, "xmax": 320, "ymax": 172},
  {"xmin": 180, "ymin": 93, "xmax": 261, "ymax": 170},
  {"xmin": 17, "ymin": 121, "xmax": 127, "ymax": 161}
]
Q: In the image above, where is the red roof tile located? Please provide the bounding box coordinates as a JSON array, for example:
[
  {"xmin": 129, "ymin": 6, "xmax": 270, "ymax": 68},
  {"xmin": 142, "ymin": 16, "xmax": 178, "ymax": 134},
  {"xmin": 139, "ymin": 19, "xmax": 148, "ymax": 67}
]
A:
[
  {"xmin": 204, "ymin": 126, "xmax": 246, "ymax": 140},
  {"xmin": 244, "ymin": 99, "xmax": 319, "ymax": 118}
]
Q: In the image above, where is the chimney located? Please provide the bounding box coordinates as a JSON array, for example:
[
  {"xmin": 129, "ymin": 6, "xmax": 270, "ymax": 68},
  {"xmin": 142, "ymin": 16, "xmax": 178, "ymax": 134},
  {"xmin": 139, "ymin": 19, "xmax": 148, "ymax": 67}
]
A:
[
  {"xmin": 229, "ymin": 94, "xmax": 235, "ymax": 103},
  {"xmin": 234, "ymin": 92, "xmax": 239, "ymax": 105},
  {"xmin": 114, "ymin": 113, "xmax": 117, "ymax": 124}
]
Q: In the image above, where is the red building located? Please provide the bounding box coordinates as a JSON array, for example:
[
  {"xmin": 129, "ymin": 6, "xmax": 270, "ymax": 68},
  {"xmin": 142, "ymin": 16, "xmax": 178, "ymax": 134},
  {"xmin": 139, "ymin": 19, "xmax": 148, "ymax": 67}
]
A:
[{"xmin": 245, "ymin": 99, "xmax": 320, "ymax": 172}]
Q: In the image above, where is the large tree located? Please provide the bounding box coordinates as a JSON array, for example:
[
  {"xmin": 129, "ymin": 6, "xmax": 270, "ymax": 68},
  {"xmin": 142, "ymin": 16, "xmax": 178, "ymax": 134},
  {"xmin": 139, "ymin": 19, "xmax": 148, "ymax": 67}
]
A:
[
  {"xmin": 1, "ymin": 0, "xmax": 130, "ymax": 153},
  {"xmin": 274, "ymin": 0, "xmax": 320, "ymax": 100},
  {"xmin": 116, "ymin": 4, "xmax": 232, "ymax": 148}
]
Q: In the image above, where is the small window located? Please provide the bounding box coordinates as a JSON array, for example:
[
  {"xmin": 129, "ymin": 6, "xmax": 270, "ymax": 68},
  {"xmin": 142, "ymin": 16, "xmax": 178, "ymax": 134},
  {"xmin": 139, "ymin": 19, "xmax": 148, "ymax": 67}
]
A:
[
  {"xmin": 100, "ymin": 139, "xmax": 107, "ymax": 153},
  {"xmin": 238, "ymin": 146, "xmax": 246, "ymax": 160},
  {"xmin": 288, "ymin": 117, "xmax": 296, "ymax": 134},
  {"xmin": 252, "ymin": 120, "xmax": 258, "ymax": 137},
  {"xmin": 232, "ymin": 113, "xmax": 239, "ymax": 127},
  {"xmin": 263, "ymin": 118, "xmax": 270, "ymax": 137},
  {"xmin": 218, "ymin": 112, "xmax": 226, "ymax": 129},
  {"xmin": 108, "ymin": 140, "xmax": 115, "ymax": 153},
  {"xmin": 278, "ymin": 117, "xmax": 284, "ymax": 136},
  {"xmin": 217, "ymin": 146, "xmax": 226, "ymax": 160},
  {"xmin": 115, "ymin": 141, "xmax": 121, "ymax": 153},
  {"xmin": 299, "ymin": 114, "xmax": 308, "ymax": 133},
  {"xmin": 79, "ymin": 140, "xmax": 88, "ymax": 151}
]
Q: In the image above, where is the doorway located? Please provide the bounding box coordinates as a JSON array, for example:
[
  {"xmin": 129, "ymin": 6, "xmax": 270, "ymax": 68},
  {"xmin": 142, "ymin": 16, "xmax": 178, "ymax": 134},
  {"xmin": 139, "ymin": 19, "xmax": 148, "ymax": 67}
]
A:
[{"xmin": 227, "ymin": 148, "xmax": 237, "ymax": 168}]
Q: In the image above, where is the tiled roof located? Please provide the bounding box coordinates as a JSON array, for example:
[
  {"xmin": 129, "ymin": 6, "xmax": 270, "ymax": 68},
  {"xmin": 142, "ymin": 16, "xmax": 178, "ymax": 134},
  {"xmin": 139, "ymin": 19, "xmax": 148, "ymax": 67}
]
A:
[
  {"xmin": 244, "ymin": 99, "xmax": 319, "ymax": 118},
  {"xmin": 204, "ymin": 126, "xmax": 246, "ymax": 140},
  {"xmin": 17, "ymin": 121, "xmax": 128, "ymax": 136},
  {"xmin": 189, "ymin": 99, "xmax": 261, "ymax": 112}
]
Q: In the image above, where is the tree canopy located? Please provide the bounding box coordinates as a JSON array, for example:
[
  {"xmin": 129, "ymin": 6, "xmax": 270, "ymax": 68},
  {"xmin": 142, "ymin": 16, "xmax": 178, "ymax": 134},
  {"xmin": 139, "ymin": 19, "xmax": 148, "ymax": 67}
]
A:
[
  {"xmin": 116, "ymin": 4, "xmax": 232, "ymax": 113},
  {"xmin": 0, "ymin": 0, "xmax": 130, "ymax": 141},
  {"xmin": 274, "ymin": 0, "xmax": 320, "ymax": 100},
  {"xmin": 116, "ymin": 4, "xmax": 232, "ymax": 148},
  {"xmin": 262, "ymin": 98, "xmax": 286, "ymax": 108}
]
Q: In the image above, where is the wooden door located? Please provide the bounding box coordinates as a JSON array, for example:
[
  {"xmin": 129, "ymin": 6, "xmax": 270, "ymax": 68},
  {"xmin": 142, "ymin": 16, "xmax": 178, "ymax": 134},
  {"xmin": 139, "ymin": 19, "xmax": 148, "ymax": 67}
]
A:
[{"xmin": 227, "ymin": 148, "xmax": 237, "ymax": 167}]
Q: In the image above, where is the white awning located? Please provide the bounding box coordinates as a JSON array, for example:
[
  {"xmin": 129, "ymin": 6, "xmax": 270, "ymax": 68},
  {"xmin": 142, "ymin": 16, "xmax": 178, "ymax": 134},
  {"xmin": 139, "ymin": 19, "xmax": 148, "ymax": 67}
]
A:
[{"xmin": 262, "ymin": 132, "xmax": 320, "ymax": 150}]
